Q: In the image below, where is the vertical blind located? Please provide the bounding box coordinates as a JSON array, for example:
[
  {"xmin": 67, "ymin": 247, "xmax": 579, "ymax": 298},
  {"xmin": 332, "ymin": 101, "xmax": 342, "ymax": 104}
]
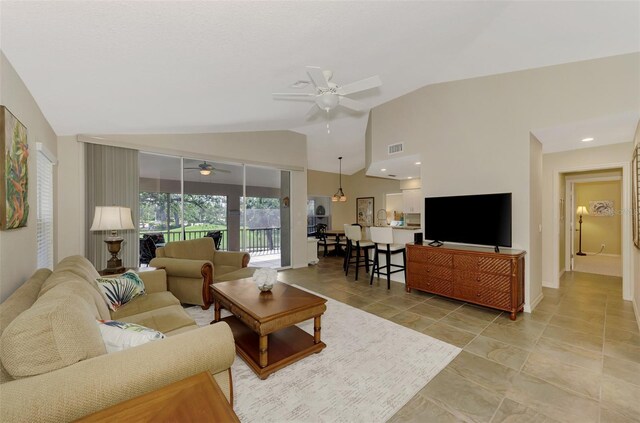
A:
[
  {"xmin": 37, "ymin": 149, "xmax": 54, "ymax": 269},
  {"xmin": 85, "ymin": 143, "xmax": 139, "ymax": 270}
]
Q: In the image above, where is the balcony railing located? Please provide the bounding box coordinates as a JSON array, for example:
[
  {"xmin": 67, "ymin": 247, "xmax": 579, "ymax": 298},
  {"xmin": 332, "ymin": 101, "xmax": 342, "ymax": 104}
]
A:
[{"xmin": 140, "ymin": 227, "xmax": 280, "ymax": 255}]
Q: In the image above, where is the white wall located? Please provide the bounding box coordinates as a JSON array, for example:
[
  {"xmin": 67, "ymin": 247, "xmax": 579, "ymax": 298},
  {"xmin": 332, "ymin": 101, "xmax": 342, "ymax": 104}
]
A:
[
  {"xmin": 529, "ymin": 135, "xmax": 543, "ymax": 310},
  {"xmin": 542, "ymin": 142, "xmax": 633, "ymax": 297},
  {"xmin": 57, "ymin": 131, "xmax": 310, "ymax": 268},
  {"xmin": 369, "ymin": 53, "xmax": 640, "ymax": 311},
  {"xmin": 0, "ymin": 52, "xmax": 58, "ymax": 301}
]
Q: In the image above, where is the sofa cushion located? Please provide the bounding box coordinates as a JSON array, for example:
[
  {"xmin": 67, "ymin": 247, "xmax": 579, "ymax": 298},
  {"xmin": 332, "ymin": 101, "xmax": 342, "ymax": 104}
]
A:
[
  {"xmin": 214, "ymin": 266, "xmax": 256, "ymax": 282},
  {"xmin": 161, "ymin": 237, "xmax": 215, "ymax": 261},
  {"xmin": 97, "ymin": 320, "xmax": 165, "ymax": 353},
  {"xmin": 0, "ymin": 268, "xmax": 53, "ymax": 383},
  {"xmin": 96, "ymin": 271, "xmax": 146, "ymax": 312},
  {"xmin": 0, "ymin": 295, "xmax": 106, "ymax": 378},
  {"xmin": 40, "ymin": 255, "xmax": 100, "ymax": 296},
  {"xmin": 118, "ymin": 305, "xmax": 195, "ymax": 334},
  {"xmin": 110, "ymin": 292, "xmax": 180, "ymax": 320},
  {"xmin": 40, "ymin": 274, "xmax": 111, "ymax": 320}
]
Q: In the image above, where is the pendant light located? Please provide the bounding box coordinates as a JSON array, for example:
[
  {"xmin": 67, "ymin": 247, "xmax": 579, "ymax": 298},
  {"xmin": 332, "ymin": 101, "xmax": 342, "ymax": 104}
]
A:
[{"xmin": 332, "ymin": 157, "xmax": 347, "ymax": 202}]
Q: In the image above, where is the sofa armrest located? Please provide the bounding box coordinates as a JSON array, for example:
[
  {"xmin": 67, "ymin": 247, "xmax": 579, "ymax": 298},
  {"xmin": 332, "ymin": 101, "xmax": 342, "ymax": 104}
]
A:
[
  {"xmin": 137, "ymin": 269, "xmax": 167, "ymax": 293},
  {"xmin": 148, "ymin": 258, "xmax": 214, "ymax": 309},
  {"xmin": 213, "ymin": 251, "xmax": 250, "ymax": 268},
  {"xmin": 0, "ymin": 322, "xmax": 234, "ymax": 422}
]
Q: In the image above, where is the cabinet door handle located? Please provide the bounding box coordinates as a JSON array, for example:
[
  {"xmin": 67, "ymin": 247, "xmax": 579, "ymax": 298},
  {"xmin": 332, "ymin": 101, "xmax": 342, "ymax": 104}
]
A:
[
  {"xmin": 476, "ymin": 292, "xmax": 481, "ymax": 297},
  {"xmin": 476, "ymin": 277, "xmax": 481, "ymax": 282}
]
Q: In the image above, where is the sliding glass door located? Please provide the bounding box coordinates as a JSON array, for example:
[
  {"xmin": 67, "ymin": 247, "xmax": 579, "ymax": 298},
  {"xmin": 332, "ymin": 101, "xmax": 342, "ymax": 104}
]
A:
[{"xmin": 138, "ymin": 152, "xmax": 291, "ymax": 268}]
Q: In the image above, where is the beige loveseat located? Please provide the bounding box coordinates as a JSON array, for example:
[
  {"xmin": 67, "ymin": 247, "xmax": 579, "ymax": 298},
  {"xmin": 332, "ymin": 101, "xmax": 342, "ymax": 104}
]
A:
[
  {"xmin": 0, "ymin": 255, "xmax": 235, "ymax": 422},
  {"xmin": 150, "ymin": 237, "xmax": 256, "ymax": 309}
]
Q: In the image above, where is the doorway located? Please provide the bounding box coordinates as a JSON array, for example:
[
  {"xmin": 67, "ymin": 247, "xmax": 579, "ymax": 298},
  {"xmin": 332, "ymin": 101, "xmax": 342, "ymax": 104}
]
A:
[
  {"xmin": 564, "ymin": 171, "xmax": 623, "ymax": 277},
  {"xmin": 552, "ymin": 161, "xmax": 632, "ymax": 301}
]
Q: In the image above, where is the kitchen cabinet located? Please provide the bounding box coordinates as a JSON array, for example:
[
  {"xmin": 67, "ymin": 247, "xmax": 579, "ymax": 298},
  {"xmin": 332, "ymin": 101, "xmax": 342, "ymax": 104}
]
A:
[{"xmin": 403, "ymin": 189, "xmax": 422, "ymax": 213}]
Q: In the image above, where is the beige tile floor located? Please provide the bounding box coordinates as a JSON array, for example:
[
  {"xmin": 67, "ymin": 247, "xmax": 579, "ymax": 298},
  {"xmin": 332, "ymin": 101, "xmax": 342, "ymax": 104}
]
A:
[{"xmin": 278, "ymin": 256, "xmax": 640, "ymax": 423}]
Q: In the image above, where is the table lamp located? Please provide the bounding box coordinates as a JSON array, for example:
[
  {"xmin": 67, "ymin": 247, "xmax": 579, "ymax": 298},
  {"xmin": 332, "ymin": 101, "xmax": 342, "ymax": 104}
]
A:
[
  {"xmin": 576, "ymin": 205, "xmax": 588, "ymax": 256},
  {"xmin": 90, "ymin": 206, "xmax": 135, "ymax": 274}
]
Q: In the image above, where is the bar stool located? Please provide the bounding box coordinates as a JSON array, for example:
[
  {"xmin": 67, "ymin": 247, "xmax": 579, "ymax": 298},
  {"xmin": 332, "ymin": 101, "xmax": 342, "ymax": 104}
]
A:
[
  {"xmin": 344, "ymin": 224, "xmax": 375, "ymax": 281},
  {"xmin": 369, "ymin": 227, "xmax": 406, "ymax": 289}
]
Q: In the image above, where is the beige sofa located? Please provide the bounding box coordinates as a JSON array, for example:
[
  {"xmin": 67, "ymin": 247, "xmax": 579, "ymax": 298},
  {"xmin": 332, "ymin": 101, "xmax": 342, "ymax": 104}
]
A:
[
  {"xmin": 150, "ymin": 237, "xmax": 256, "ymax": 309},
  {"xmin": 0, "ymin": 255, "xmax": 235, "ymax": 422}
]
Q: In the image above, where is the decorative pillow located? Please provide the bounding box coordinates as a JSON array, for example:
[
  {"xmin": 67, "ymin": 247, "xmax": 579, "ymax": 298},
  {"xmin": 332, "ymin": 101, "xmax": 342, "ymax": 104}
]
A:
[
  {"xmin": 97, "ymin": 320, "xmax": 165, "ymax": 353},
  {"xmin": 1, "ymin": 295, "xmax": 107, "ymax": 378},
  {"xmin": 96, "ymin": 271, "xmax": 146, "ymax": 312}
]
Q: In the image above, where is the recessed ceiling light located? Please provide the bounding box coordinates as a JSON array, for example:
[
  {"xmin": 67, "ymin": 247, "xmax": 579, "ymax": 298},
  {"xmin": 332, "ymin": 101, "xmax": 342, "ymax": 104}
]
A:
[
  {"xmin": 415, "ymin": 161, "xmax": 421, "ymax": 165},
  {"xmin": 581, "ymin": 137, "xmax": 594, "ymax": 142},
  {"xmin": 407, "ymin": 176, "xmax": 412, "ymax": 179},
  {"xmin": 381, "ymin": 168, "xmax": 387, "ymax": 171}
]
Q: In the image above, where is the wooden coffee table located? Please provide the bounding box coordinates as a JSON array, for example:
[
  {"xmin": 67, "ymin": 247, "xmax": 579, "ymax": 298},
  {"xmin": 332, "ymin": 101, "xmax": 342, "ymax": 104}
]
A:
[{"xmin": 211, "ymin": 279, "xmax": 327, "ymax": 380}]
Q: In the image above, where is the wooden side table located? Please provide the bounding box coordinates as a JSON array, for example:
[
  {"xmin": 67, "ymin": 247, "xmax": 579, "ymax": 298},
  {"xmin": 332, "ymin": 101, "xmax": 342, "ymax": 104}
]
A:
[
  {"xmin": 75, "ymin": 372, "xmax": 239, "ymax": 422},
  {"xmin": 98, "ymin": 266, "xmax": 163, "ymax": 276}
]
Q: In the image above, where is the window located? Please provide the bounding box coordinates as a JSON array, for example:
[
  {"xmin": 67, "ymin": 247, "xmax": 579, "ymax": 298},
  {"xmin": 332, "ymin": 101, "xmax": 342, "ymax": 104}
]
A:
[{"xmin": 37, "ymin": 144, "xmax": 56, "ymax": 269}]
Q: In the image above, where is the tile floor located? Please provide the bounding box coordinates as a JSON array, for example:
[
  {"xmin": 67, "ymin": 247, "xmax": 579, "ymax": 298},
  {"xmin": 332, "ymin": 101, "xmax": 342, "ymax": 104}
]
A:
[{"xmin": 278, "ymin": 256, "xmax": 640, "ymax": 423}]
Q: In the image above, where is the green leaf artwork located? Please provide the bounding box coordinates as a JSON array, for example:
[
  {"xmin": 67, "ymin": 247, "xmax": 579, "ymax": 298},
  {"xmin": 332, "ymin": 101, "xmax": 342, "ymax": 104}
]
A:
[{"xmin": 1, "ymin": 106, "xmax": 29, "ymax": 230}]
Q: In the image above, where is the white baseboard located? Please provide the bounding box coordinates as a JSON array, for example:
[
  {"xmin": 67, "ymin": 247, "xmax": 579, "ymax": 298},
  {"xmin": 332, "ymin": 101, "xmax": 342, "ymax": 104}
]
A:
[
  {"xmin": 558, "ymin": 269, "xmax": 565, "ymax": 279},
  {"xmin": 524, "ymin": 291, "xmax": 544, "ymax": 313}
]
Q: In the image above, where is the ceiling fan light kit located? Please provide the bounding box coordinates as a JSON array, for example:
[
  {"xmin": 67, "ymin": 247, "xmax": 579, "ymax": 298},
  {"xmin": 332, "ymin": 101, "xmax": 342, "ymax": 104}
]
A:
[
  {"xmin": 183, "ymin": 161, "xmax": 232, "ymax": 176},
  {"xmin": 332, "ymin": 156, "xmax": 347, "ymax": 202}
]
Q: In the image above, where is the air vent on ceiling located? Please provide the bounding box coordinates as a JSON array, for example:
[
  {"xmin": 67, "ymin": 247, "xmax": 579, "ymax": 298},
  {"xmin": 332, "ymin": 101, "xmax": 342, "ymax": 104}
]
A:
[
  {"xmin": 388, "ymin": 174, "xmax": 397, "ymax": 178},
  {"xmin": 388, "ymin": 143, "xmax": 404, "ymax": 155}
]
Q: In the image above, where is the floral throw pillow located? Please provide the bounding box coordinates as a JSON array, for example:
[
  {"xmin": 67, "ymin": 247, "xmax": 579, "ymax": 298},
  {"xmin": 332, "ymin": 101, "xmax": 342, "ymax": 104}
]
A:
[
  {"xmin": 97, "ymin": 320, "xmax": 165, "ymax": 353},
  {"xmin": 96, "ymin": 271, "xmax": 146, "ymax": 311}
]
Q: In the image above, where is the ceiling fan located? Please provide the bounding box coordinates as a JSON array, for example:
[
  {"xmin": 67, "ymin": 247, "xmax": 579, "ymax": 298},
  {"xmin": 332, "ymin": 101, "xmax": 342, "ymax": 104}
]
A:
[
  {"xmin": 273, "ymin": 66, "xmax": 382, "ymax": 120},
  {"xmin": 183, "ymin": 161, "xmax": 231, "ymax": 176}
]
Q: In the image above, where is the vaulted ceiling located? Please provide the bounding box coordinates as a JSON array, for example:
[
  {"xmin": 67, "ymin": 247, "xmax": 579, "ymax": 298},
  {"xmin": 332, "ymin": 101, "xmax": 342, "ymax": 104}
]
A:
[{"xmin": 1, "ymin": 1, "xmax": 638, "ymax": 174}]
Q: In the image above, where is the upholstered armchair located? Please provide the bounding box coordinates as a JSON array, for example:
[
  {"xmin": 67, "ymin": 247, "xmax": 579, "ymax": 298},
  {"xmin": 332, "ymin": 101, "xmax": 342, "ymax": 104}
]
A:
[{"xmin": 149, "ymin": 237, "xmax": 254, "ymax": 309}]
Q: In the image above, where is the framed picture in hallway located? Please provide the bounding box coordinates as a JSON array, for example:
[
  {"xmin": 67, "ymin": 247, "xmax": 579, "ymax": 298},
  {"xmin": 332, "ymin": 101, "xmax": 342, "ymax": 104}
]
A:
[
  {"xmin": 356, "ymin": 197, "xmax": 374, "ymax": 227},
  {"xmin": 0, "ymin": 106, "xmax": 29, "ymax": 230},
  {"xmin": 633, "ymin": 144, "xmax": 639, "ymax": 248}
]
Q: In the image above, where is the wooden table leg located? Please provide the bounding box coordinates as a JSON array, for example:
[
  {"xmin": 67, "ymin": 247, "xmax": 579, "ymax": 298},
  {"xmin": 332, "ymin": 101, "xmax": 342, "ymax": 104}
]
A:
[
  {"xmin": 314, "ymin": 315, "xmax": 322, "ymax": 344},
  {"xmin": 212, "ymin": 299, "xmax": 221, "ymax": 323},
  {"xmin": 259, "ymin": 335, "xmax": 268, "ymax": 368}
]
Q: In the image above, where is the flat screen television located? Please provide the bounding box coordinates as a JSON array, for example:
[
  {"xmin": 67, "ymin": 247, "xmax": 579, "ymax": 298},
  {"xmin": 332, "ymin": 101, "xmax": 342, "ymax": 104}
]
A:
[{"xmin": 424, "ymin": 193, "xmax": 512, "ymax": 248}]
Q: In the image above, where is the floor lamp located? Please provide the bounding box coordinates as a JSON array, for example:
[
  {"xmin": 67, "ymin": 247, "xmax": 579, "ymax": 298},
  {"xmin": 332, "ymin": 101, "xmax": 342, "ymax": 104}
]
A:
[{"xmin": 576, "ymin": 205, "xmax": 588, "ymax": 256}]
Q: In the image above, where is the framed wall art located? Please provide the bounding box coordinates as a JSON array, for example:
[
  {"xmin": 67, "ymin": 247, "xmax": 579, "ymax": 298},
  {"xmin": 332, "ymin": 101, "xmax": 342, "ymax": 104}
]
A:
[
  {"xmin": 356, "ymin": 197, "xmax": 374, "ymax": 227},
  {"xmin": 633, "ymin": 144, "xmax": 639, "ymax": 248},
  {"xmin": 589, "ymin": 200, "xmax": 614, "ymax": 217},
  {"xmin": 0, "ymin": 106, "xmax": 29, "ymax": 230}
]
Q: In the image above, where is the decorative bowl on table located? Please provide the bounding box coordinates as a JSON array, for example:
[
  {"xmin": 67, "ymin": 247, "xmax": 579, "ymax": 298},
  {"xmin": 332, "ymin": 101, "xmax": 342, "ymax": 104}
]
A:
[{"xmin": 253, "ymin": 268, "xmax": 278, "ymax": 292}]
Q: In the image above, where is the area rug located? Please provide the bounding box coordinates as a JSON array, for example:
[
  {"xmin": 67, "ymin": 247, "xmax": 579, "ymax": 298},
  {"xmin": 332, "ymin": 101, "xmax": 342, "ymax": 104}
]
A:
[{"xmin": 186, "ymin": 286, "xmax": 460, "ymax": 422}]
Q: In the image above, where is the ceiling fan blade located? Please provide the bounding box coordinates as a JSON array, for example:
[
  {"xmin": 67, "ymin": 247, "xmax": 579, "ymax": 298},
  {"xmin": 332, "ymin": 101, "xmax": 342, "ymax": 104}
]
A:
[
  {"xmin": 338, "ymin": 96, "xmax": 367, "ymax": 112},
  {"xmin": 336, "ymin": 75, "xmax": 382, "ymax": 96},
  {"xmin": 306, "ymin": 66, "xmax": 329, "ymax": 89},
  {"xmin": 272, "ymin": 92, "xmax": 316, "ymax": 97},
  {"xmin": 211, "ymin": 168, "xmax": 231, "ymax": 173}
]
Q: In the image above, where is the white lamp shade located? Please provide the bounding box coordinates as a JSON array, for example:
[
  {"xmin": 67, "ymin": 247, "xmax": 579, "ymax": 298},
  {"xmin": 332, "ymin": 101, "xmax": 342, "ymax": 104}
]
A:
[
  {"xmin": 576, "ymin": 206, "xmax": 589, "ymax": 216},
  {"xmin": 90, "ymin": 206, "xmax": 135, "ymax": 231}
]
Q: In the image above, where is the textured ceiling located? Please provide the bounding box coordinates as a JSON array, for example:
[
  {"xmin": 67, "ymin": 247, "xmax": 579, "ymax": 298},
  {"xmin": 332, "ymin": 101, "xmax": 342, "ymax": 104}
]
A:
[{"xmin": 1, "ymin": 1, "xmax": 638, "ymax": 174}]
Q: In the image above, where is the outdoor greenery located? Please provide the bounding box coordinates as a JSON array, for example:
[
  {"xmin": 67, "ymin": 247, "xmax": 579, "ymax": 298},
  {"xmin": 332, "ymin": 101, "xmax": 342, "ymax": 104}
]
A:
[{"xmin": 139, "ymin": 192, "xmax": 281, "ymax": 231}]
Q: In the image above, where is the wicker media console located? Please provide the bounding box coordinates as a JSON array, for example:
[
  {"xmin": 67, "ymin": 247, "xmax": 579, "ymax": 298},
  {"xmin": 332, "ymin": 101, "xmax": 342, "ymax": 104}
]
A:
[{"xmin": 406, "ymin": 243, "xmax": 525, "ymax": 320}]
